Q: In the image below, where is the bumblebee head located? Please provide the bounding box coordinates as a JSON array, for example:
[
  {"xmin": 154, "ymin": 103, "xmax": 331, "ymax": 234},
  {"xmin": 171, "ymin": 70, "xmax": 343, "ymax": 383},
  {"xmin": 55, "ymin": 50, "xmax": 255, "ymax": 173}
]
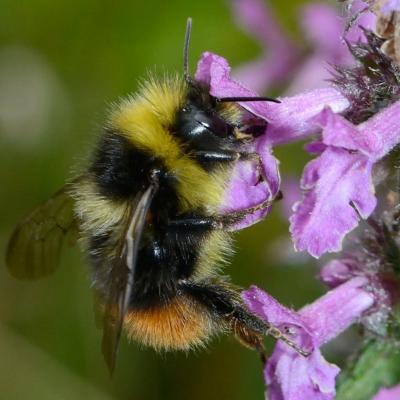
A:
[{"xmin": 180, "ymin": 18, "xmax": 279, "ymax": 141}]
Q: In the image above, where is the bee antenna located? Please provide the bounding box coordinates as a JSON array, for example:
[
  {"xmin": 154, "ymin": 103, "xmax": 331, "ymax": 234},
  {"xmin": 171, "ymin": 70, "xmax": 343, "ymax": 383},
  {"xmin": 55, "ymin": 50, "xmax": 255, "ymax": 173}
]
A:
[
  {"xmin": 217, "ymin": 96, "xmax": 281, "ymax": 104},
  {"xmin": 183, "ymin": 17, "xmax": 192, "ymax": 81}
]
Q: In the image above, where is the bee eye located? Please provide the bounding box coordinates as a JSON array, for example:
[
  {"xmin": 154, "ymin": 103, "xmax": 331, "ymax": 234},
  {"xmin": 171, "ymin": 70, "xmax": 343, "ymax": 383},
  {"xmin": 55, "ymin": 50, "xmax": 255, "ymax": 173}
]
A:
[{"xmin": 182, "ymin": 105, "xmax": 191, "ymax": 113}]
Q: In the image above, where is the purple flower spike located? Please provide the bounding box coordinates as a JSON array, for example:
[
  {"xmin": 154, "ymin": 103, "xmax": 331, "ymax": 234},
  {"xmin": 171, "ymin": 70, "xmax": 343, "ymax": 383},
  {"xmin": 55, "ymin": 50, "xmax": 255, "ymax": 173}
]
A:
[
  {"xmin": 230, "ymin": 0, "xmax": 300, "ymax": 93},
  {"xmin": 243, "ymin": 278, "xmax": 374, "ymax": 400},
  {"xmin": 373, "ymin": 384, "xmax": 400, "ymax": 400},
  {"xmin": 291, "ymin": 100, "xmax": 400, "ymax": 257}
]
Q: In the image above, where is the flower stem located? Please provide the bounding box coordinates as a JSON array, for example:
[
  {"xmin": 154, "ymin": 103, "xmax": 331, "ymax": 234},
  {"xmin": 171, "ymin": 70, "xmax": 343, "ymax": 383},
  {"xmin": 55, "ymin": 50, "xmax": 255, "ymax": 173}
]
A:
[{"xmin": 336, "ymin": 339, "xmax": 400, "ymax": 400}]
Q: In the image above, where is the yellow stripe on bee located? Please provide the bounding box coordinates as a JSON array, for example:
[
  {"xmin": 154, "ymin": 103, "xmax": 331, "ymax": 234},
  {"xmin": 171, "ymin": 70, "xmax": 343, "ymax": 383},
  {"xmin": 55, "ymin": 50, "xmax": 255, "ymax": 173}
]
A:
[
  {"xmin": 195, "ymin": 231, "xmax": 234, "ymax": 280},
  {"xmin": 108, "ymin": 76, "xmax": 229, "ymax": 212},
  {"xmin": 71, "ymin": 178, "xmax": 127, "ymax": 236}
]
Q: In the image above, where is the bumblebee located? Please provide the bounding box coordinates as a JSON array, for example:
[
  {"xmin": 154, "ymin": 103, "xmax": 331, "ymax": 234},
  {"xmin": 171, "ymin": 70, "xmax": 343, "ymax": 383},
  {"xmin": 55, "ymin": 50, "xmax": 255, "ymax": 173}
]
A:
[{"xmin": 6, "ymin": 19, "xmax": 306, "ymax": 373}]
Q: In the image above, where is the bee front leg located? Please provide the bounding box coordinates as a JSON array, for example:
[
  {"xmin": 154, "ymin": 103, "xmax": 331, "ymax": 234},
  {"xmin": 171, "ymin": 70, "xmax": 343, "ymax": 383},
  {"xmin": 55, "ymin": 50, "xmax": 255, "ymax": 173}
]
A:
[
  {"xmin": 213, "ymin": 190, "xmax": 283, "ymax": 229},
  {"xmin": 181, "ymin": 281, "xmax": 310, "ymax": 362},
  {"xmin": 193, "ymin": 150, "xmax": 268, "ymax": 187},
  {"xmin": 168, "ymin": 217, "xmax": 223, "ymax": 230},
  {"xmin": 193, "ymin": 150, "xmax": 263, "ymax": 164},
  {"xmin": 167, "ymin": 192, "xmax": 282, "ymax": 232}
]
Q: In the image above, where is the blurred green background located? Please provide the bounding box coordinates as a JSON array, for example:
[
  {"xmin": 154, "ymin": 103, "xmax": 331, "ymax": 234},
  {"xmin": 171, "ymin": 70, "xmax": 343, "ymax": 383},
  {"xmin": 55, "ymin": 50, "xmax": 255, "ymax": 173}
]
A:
[{"xmin": 0, "ymin": 0, "xmax": 337, "ymax": 399}]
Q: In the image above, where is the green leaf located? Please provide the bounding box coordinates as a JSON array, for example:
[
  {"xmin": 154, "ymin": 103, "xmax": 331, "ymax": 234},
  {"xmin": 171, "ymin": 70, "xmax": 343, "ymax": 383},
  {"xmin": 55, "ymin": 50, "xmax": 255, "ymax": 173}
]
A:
[{"xmin": 336, "ymin": 339, "xmax": 400, "ymax": 400}]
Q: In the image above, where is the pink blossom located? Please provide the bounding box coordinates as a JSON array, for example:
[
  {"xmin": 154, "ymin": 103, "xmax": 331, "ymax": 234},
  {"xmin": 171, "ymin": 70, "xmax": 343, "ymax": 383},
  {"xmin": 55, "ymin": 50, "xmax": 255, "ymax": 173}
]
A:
[
  {"xmin": 242, "ymin": 278, "xmax": 374, "ymax": 400},
  {"xmin": 229, "ymin": 0, "xmax": 375, "ymax": 94},
  {"xmin": 373, "ymin": 384, "xmax": 400, "ymax": 400},
  {"xmin": 230, "ymin": 0, "xmax": 300, "ymax": 92},
  {"xmin": 291, "ymin": 102, "xmax": 400, "ymax": 257},
  {"xmin": 195, "ymin": 52, "xmax": 349, "ymax": 229}
]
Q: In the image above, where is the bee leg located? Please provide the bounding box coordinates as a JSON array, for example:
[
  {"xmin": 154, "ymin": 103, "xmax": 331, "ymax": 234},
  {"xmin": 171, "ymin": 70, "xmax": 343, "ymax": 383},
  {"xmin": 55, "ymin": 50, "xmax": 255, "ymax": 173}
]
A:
[
  {"xmin": 193, "ymin": 150, "xmax": 267, "ymax": 164},
  {"xmin": 193, "ymin": 150, "xmax": 268, "ymax": 185},
  {"xmin": 194, "ymin": 150, "xmax": 279, "ymax": 206},
  {"xmin": 230, "ymin": 315, "xmax": 267, "ymax": 366},
  {"xmin": 167, "ymin": 197, "xmax": 282, "ymax": 231},
  {"xmin": 181, "ymin": 281, "xmax": 310, "ymax": 359},
  {"xmin": 181, "ymin": 280, "xmax": 267, "ymax": 360},
  {"xmin": 168, "ymin": 217, "xmax": 223, "ymax": 230},
  {"xmin": 193, "ymin": 150, "xmax": 240, "ymax": 163},
  {"xmin": 213, "ymin": 190, "xmax": 283, "ymax": 229}
]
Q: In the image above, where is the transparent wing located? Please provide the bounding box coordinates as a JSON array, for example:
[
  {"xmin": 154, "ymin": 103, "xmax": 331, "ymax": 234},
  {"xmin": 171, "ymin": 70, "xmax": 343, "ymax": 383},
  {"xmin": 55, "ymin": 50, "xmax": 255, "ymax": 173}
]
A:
[
  {"xmin": 101, "ymin": 183, "xmax": 157, "ymax": 374},
  {"xmin": 6, "ymin": 184, "xmax": 78, "ymax": 280}
]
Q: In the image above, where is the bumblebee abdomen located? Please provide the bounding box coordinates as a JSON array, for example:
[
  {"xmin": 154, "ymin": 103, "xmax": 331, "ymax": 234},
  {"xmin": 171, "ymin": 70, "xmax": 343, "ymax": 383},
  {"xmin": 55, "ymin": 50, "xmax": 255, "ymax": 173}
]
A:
[
  {"xmin": 124, "ymin": 295, "xmax": 219, "ymax": 351},
  {"xmin": 129, "ymin": 224, "xmax": 234, "ymax": 306}
]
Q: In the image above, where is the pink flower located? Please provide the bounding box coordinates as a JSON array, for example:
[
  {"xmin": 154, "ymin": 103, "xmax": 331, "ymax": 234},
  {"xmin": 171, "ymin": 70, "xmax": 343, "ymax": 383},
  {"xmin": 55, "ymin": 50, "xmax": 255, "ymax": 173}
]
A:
[
  {"xmin": 381, "ymin": 0, "xmax": 400, "ymax": 15},
  {"xmin": 194, "ymin": 52, "xmax": 349, "ymax": 229},
  {"xmin": 230, "ymin": 0, "xmax": 375, "ymax": 94},
  {"xmin": 373, "ymin": 384, "xmax": 400, "ymax": 400},
  {"xmin": 242, "ymin": 278, "xmax": 374, "ymax": 400},
  {"xmin": 319, "ymin": 212, "xmax": 400, "ymax": 336},
  {"xmin": 290, "ymin": 101, "xmax": 400, "ymax": 257},
  {"xmin": 230, "ymin": 0, "xmax": 300, "ymax": 92}
]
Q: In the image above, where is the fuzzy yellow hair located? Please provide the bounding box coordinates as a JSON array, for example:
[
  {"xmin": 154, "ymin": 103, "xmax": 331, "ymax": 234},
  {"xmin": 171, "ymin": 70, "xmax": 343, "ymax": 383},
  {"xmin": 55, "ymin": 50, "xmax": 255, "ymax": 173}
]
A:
[{"xmin": 108, "ymin": 75, "xmax": 232, "ymax": 213}]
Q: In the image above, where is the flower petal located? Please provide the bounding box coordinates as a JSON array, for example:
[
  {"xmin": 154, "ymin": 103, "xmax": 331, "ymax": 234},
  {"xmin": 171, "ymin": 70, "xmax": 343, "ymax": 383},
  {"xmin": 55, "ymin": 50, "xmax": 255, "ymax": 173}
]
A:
[
  {"xmin": 381, "ymin": 0, "xmax": 400, "ymax": 15},
  {"xmin": 373, "ymin": 384, "xmax": 400, "ymax": 400},
  {"xmin": 220, "ymin": 136, "xmax": 281, "ymax": 229},
  {"xmin": 313, "ymin": 107, "xmax": 377, "ymax": 155},
  {"xmin": 196, "ymin": 52, "xmax": 282, "ymax": 228},
  {"xmin": 231, "ymin": 0, "xmax": 292, "ymax": 51},
  {"xmin": 230, "ymin": 0, "xmax": 299, "ymax": 92},
  {"xmin": 358, "ymin": 99, "xmax": 400, "ymax": 160},
  {"xmin": 265, "ymin": 346, "xmax": 339, "ymax": 400},
  {"xmin": 221, "ymin": 159, "xmax": 271, "ymax": 230},
  {"xmin": 300, "ymin": 4, "xmax": 346, "ymax": 58},
  {"xmin": 292, "ymin": 101, "xmax": 400, "ymax": 257},
  {"xmin": 242, "ymin": 285, "xmax": 314, "ymax": 352},
  {"xmin": 245, "ymin": 281, "xmax": 373, "ymax": 400},
  {"xmin": 313, "ymin": 103, "xmax": 400, "ymax": 159},
  {"xmin": 266, "ymin": 88, "xmax": 350, "ymax": 146},
  {"xmin": 290, "ymin": 148, "xmax": 376, "ymax": 257},
  {"xmin": 300, "ymin": 277, "xmax": 374, "ymax": 346},
  {"xmin": 346, "ymin": 0, "xmax": 376, "ymax": 42},
  {"xmin": 195, "ymin": 52, "xmax": 350, "ymax": 145},
  {"xmin": 242, "ymin": 286, "xmax": 305, "ymax": 328},
  {"xmin": 195, "ymin": 52, "xmax": 255, "ymax": 99},
  {"xmin": 319, "ymin": 258, "xmax": 357, "ymax": 288},
  {"xmin": 196, "ymin": 51, "xmax": 280, "ymax": 120}
]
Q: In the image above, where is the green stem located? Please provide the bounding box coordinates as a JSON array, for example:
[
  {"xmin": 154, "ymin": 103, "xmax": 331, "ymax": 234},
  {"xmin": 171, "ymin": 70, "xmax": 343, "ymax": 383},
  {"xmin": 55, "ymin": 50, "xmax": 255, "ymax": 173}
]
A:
[{"xmin": 336, "ymin": 339, "xmax": 400, "ymax": 400}]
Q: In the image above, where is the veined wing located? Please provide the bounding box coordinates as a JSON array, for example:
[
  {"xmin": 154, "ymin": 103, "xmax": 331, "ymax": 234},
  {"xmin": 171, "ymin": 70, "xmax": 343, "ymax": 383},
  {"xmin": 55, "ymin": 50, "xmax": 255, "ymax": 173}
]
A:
[{"xmin": 6, "ymin": 184, "xmax": 78, "ymax": 280}]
